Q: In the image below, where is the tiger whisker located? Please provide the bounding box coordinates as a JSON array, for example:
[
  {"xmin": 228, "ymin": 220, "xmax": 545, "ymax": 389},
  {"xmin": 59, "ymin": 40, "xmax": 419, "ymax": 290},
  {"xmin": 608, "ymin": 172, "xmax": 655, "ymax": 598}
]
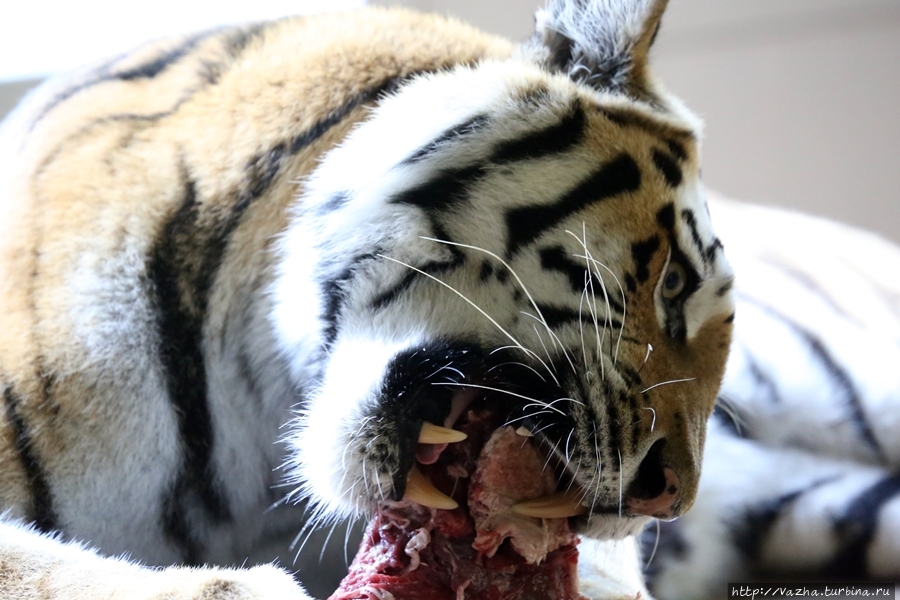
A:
[
  {"xmin": 318, "ymin": 519, "xmax": 341, "ymax": 563},
  {"xmin": 617, "ymin": 448, "xmax": 624, "ymax": 518},
  {"xmin": 542, "ymin": 438, "xmax": 562, "ymax": 475},
  {"xmin": 637, "ymin": 343, "xmax": 653, "ymax": 376},
  {"xmin": 580, "ymin": 252, "xmax": 629, "ymax": 366},
  {"xmin": 435, "ymin": 381, "xmax": 567, "ymax": 415},
  {"xmin": 520, "ymin": 311, "xmax": 578, "ymax": 377},
  {"xmin": 589, "ymin": 421, "xmax": 603, "ymax": 523},
  {"xmin": 640, "ymin": 377, "xmax": 696, "ymax": 394},
  {"xmin": 486, "ymin": 361, "xmax": 547, "ymax": 383},
  {"xmin": 566, "ymin": 228, "xmax": 628, "ymax": 346},
  {"xmin": 715, "ymin": 395, "xmax": 747, "ymax": 436},
  {"xmin": 642, "ymin": 406, "xmax": 657, "ymax": 433},
  {"xmin": 344, "ymin": 514, "xmax": 360, "ymax": 566},
  {"xmin": 530, "ymin": 321, "xmax": 555, "ymax": 370},
  {"xmin": 428, "ymin": 363, "xmax": 465, "ymax": 380},
  {"xmin": 378, "ymin": 253, "xmax": 559, "ymax": 385},
  {"xmin": 579, "ymin": 286, "xmax": 590, "ymax": 371},
  {"xmin": 578, "ymin": 232, "xmax": 606, "ymax": 379},
  {"xmin": 502, "ymin": 410, "xmax": 561, "ymax": 427},
  {"xmin": 644, "ymin": 519, "xmax": 662, "ymax": 570},
  {"xmin": 418, "ymin": 237, "xmax": 576, "ymax": 371}
]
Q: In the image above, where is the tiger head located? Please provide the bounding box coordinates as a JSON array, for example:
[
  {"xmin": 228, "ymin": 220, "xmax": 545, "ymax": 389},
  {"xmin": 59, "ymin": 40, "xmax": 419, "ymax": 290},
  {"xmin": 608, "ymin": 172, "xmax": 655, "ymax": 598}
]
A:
[{"xmin": 273, "ymin": 0, "xmax": 735, "ymax": 541}]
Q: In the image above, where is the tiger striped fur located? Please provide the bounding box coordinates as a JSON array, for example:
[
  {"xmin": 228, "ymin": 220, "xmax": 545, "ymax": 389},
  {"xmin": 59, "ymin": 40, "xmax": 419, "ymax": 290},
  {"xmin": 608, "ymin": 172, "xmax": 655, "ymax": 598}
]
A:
[{"xmin": 0, "ymin": 1, "xmax": 894, "ymax": 599}]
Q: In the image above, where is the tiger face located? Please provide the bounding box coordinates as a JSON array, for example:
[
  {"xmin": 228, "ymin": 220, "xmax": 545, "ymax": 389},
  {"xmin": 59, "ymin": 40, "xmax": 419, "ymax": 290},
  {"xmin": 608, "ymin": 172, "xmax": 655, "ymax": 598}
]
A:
[{"xmin": 275, "ymin": 5, "xmax": 735, "ymax": 541}]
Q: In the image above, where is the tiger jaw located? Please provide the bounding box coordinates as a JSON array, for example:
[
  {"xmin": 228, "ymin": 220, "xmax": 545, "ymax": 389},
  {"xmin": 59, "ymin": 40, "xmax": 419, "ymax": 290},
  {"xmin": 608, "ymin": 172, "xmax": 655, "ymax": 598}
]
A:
[{"xmin": 293, "ymin": 336, "xmax": 696, "ymax": 543}]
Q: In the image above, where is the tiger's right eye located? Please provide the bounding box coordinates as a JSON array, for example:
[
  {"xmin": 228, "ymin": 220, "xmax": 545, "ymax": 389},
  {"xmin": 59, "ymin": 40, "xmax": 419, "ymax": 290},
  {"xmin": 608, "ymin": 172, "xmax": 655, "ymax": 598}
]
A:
[{"xmin": 662, "ymin": 261, "xmax": 687, "ymax": 299}]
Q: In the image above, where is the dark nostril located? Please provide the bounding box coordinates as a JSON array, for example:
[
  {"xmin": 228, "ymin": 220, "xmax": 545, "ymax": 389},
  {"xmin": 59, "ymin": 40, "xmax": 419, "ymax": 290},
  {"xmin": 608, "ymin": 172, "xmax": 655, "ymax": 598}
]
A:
[{"xmin": 627, "ymin": 438, "xmax": 669, "ymax": 500}]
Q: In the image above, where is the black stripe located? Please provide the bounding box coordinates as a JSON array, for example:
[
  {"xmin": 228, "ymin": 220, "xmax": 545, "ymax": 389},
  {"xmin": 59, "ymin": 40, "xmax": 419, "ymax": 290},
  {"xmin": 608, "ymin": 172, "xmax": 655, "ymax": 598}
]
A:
[
  {"xmin": 117, "ymin": 35, "xmax": 210, "ymax": 81},
  {"xmin": 238, "ymin": 142, "xmax": 287, "ymax": 211},
  {"xmin": 717, "ymin": 280, "xmax": 734, "ymax": 297},
  {"xmin": 30, "ymin": 31, "xmax": 217, "ymax": 130},
  {"xmin": 505, "ymin": 154, "xmax": 641, "ymax": 257},
  {"xmin": 733, "ymin": 491, "xmax": 802, "ymax": 561},
  {"xmin": 618, "ymin": 363, "xmax": 644, "ymax": 391},
  {"xmin": 761, "ymin": 256, "xmax": 856, "ymax": 324},
  {"xmin": 405, "ymin": 114, "xmax": 491, "ymax": 163},
  {"xmin": 798, "ymin": 328, "xmax": 886, "ymax": 463},
  {"xmin": 830, "ymin": 474, "xmax": 900, "ymax": 578},
  {"xmin": 3, "ymin": 386, "xmax": 58, "ymax": 533},
  {"xmin": 732, "ymin": 480, "xmax": 833, "ymax": 562},
  {"xmin": 666, "ymin": 139, "xmax": 688, "ymax": 161},
  {"xmin": 542, "ymin": 245, "xmax": 627, "ymax": 312},
  {"xmin": 36, "ymin": 23, "xmax": 269, "ymax": 128},
  {"xmin": 369, "ymin": 225, "xmax": 465, "ymax": 313},
  {"xmin": 624, "ymin": 273, "xmax": 637, "ymax": 294},
  {"xmin": 705, "ymin": 238, "xmax": 723, "ymax": 265},
  {"xmin": 369, "ymin": 257, "xmax": 462, "ymax": 312},
  {"xmin": 630, "ymin": 236, "xmax": 660, "ymax": 284},
  {"xmin": 479, "ymin": 260, "xmax": 494, "ymax": 282},
  {"xmin": 656, "ymin": 203, "xmax": 675, "ymax": 231},
  {"xmin": 605, "ymin": 392, "xmax": 624, "ymax": 462},
  {"xmin": 321, "ymin": 265, "xmax": 358, "ymax": 348},
  {"xmin": 391, "ymin": 164, "xmax": 486, "ymax": 211},
  {"xmin": 742, "ymin": 296, "xmax": 887, "ymax": 464},
  {"xmin": 597, "ymin": 107, "xmax": 694, "ymax": 141},
  {"xmin": 652, "ymin": 149, "xmax": 682, "ymax": 188},
  {"xmin": 149, "ymin": 170, "xmax": 237, "ymax": 563},
  {"xmin": 539, "ymin": 246, "xmax": 588, "ymax": 294},
  {"xmin": 293, "ymin": 78, "xmax": 409, "ymax": 158},
  {"xmin": 492, "ymin": 106, "xmax": 586, "ymax": 164},
  {"xmin": 319, "ymin": 192, "xmax": 351, "ymax": 214},
  {"xmin": 746, "ymin": 353, "xmax": 781, "ymax": 405},
  {"xmin": 533, "ymin": 302, "xmax": 624, "ymax": 333},
  {"xmin": 679, "ymin": 209, "xmax": 707, "ymax": 262},
  {"xmin": 533, "ymin": 303, "xmax": 581, "ymax": 329}
]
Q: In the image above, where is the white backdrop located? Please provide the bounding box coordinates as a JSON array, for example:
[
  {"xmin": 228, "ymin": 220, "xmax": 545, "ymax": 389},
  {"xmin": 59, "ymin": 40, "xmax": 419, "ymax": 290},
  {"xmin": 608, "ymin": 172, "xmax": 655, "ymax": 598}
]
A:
[{"xmin": 0, "ymin": 0, "xmax": 366, "ymax": 82}]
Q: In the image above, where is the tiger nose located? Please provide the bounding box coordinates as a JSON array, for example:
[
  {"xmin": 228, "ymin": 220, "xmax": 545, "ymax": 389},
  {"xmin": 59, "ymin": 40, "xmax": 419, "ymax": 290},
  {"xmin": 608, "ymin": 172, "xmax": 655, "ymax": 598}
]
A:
[{"xmin": 624, "ymin": 439, "xmax": 681, "ymax": 520}]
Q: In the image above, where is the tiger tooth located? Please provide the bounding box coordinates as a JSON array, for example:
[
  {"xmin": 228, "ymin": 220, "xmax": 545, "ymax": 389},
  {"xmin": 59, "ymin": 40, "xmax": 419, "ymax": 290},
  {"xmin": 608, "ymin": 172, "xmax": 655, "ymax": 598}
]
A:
[
  {"xmin": 418, "ymin": 422, "xmax": 467, "ymax": 445},
  {"xmin": 511, "ymin": 490, "xmax": 589, "ymax": 519},
  {"xmin": 405, "ymin": 466, "xmax": 458, "ymax": 510},
  {"xmin": 515, "ymin": 426, "xmax": 533, "ymax": 437}
]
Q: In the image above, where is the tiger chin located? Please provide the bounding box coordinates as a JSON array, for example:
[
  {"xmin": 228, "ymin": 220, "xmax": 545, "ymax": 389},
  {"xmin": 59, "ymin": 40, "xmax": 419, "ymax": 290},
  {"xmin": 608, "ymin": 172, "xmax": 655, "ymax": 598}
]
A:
[{"xmin": 0, "ymin": 0, "xmax": 734, "ymax": 599}]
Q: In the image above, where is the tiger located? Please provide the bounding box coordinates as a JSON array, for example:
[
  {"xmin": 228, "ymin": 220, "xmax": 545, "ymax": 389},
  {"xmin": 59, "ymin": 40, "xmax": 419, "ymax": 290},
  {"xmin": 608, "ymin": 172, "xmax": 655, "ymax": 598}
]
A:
[{"xmin": 0, "ymin": 0, "xmax": 893, "ymax": 598}]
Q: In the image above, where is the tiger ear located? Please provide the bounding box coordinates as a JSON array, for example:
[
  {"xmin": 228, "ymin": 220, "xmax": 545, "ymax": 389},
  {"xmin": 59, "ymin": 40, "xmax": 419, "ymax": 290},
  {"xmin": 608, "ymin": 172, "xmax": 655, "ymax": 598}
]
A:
[{"xmin": 525, "ymin": 0, "xmax": 669, "ymax": 98}]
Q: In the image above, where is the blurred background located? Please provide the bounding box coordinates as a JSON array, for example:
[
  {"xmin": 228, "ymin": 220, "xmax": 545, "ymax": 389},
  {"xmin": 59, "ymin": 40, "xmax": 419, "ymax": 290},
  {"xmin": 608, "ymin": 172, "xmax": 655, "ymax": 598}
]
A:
[{"xmin": 1, "ymin": 0, "xmax": 898, "ymax": 242}]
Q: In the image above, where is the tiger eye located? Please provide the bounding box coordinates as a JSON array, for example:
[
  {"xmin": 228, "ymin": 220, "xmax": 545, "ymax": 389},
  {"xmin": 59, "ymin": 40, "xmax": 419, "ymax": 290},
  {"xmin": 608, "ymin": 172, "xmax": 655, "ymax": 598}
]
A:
[{"xmin": 662, "ymin": 261, "xmax": 687, "ymax": 299}]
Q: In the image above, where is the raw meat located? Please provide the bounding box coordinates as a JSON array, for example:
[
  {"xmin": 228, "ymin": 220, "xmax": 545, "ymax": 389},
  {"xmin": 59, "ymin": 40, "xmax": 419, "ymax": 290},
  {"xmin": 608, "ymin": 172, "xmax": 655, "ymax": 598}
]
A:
[{"xmin": 330, "ymin": 410, "xmax": 585, "ymax": 600}]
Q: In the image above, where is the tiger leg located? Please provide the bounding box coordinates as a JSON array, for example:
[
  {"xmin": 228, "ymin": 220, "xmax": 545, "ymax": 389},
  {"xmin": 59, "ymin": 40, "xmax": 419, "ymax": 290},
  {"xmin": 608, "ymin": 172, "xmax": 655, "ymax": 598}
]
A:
[{"xmin": 0, "ymin": 518, "xmax": 311, "ymax": 600}]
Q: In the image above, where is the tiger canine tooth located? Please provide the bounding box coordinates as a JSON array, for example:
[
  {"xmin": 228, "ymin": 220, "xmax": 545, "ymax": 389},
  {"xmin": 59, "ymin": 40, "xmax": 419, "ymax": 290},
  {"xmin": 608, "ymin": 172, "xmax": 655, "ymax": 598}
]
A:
[
  {"xmin": 510, "ymin": 490, "xmax": 589, "ymax": 519},
  {"xmin": 405, "ymin": 466, "xmax": 458, "ymax": 510},
  {"xmin": 514, "ymin": 426, "xmax": 533, "ymax": 437},
  {"xmin": 418, "ymin": 422, "xmax": 467, "ymax": 444}
]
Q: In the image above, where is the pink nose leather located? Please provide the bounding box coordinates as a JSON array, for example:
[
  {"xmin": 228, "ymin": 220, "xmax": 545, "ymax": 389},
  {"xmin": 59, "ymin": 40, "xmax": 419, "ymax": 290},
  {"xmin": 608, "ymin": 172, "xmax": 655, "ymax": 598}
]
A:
[{"xmin": 625, "ymin": 467, "xmax": 680, "ymax": 520}]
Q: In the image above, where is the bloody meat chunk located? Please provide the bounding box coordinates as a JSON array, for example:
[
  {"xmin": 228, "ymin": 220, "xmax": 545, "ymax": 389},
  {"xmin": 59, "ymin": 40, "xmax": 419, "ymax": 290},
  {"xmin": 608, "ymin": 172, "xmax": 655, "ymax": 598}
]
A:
[{"xmin": 330, "ymin": 411, "xmax": 586, "ymax": 600}]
